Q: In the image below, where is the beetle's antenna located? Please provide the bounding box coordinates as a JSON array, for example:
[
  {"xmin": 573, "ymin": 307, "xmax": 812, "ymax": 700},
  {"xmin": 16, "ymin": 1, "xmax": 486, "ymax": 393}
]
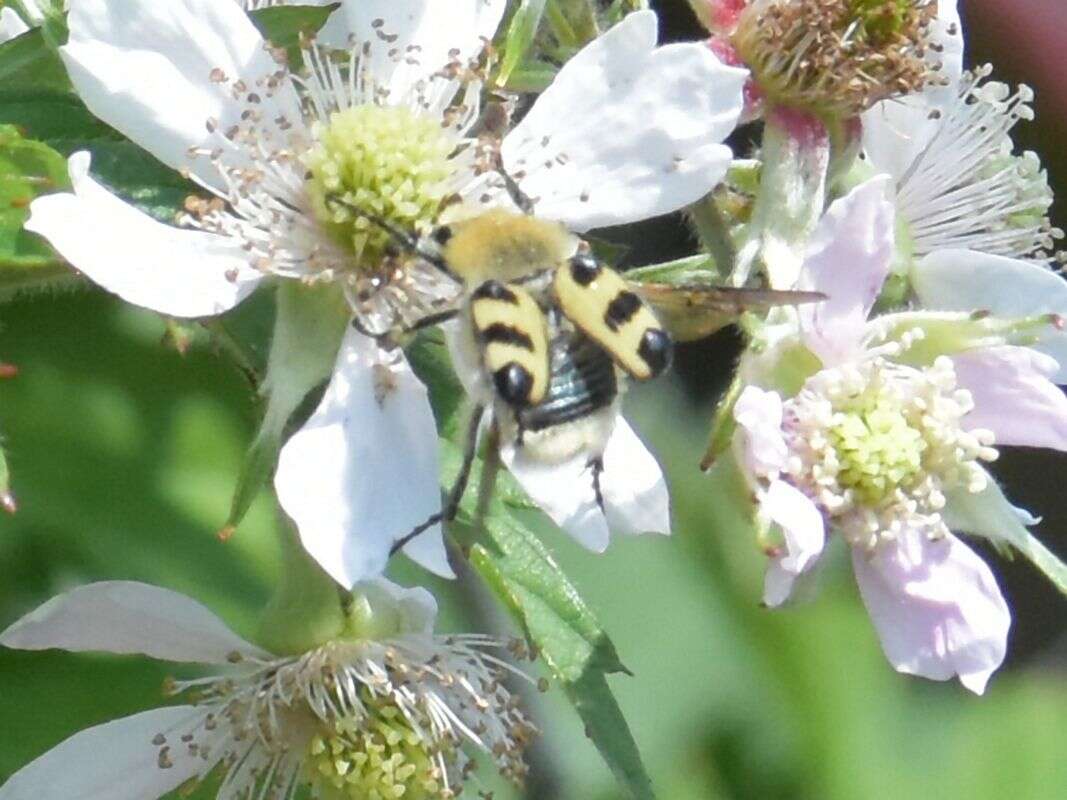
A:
[
  {"xmin": 324, "ymin": 194, "xmax": 450, "ymax": 271},
  {"xmin": 492, "ymin": 153, "xmax": 535, "ymax": 216}
]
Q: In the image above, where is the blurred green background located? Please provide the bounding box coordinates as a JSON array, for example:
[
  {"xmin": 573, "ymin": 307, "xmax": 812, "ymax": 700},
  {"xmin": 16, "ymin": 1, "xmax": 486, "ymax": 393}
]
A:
[{"xmin": 2, "ymin": 1, "xmax": 1066, "ymax": 798}]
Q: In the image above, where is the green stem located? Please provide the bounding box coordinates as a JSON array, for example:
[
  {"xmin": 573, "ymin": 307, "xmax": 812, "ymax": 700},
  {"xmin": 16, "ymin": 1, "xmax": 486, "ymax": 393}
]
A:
[
  {"xmin": 735, "ymin": 106, "xmax": 830, "ymax": 289},
  {"xmin": 256, "ymin": 513, "xmax": 346, "ymax": 655}
]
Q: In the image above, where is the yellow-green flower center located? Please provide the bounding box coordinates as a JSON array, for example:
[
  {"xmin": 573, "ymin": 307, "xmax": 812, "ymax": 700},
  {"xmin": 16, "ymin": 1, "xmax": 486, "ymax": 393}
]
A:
[
  {"xmin": 828, "ymin": 395, "xmax": 926, "ymax": 507},
  {"xmin": 306, "ymin": 697, "xmax": 452, "ymax": 800},
  {"xmin": 304, "ymin": 105, "xmax": 455, "ymax": 269}
]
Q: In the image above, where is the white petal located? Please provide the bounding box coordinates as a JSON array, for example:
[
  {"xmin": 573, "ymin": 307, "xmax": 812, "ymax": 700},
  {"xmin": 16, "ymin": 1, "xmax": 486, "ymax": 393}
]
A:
[
  {"xmin": 501, "ymin": 415, "xmax": 669, "ymax": 551},
  {"xmin": 912, "ymin": 249, "xmax": 1067, "ymax": 383},
  {"xmin": 861, "ymin": 0, "xmax": 962, "ymax": 180},
  {"xmin": 0, "ymin": 707, "xmax": 210, "ymax": 800},
  {"xmin": 501, "ymin": 438, "xmax": 610, "ymax": 553},
  {"xmin": 852, "ymin": 531, "xmax": 1010, "ymax": 694},
  {"xmin": 323, "ymin": 0, "xmax": 506, "ymax": 98},
  {"xmin": 600, "ymin": 418, "xmax": 671, "ymax": 537},
  {"xmin": 759, "ymin": 480, "xmax": 826, "ymax": 607},
  {"xmin": 358, "ymin": 576, "xmax": 438, "ymax": 636},
  {"xmin": 499, "ymin": 10, "xmax": 746, "ymax": 231},
  {"xmin": 275, "ymin": 329, "xmax": 453, "ymax": 588},
  {"xmin": 0, "ymin": 581, "xmax": 267, "ymax": 664},
  {"xmin": 25, "ymin": 152, "xmax": 261, "ymax": 318},
  {"xmin": 952, "ymin": 346, "xmax": 1067, "ymax": 451},
  {"xmin": 0, "ymin": 7, "xmax": 30, "ymax": 44},
  {"xmin": 797, "ymin": 176, "xmax": 895, "ymax": 366},
  {"xmin": 934, "ymin": 0, "xmax": 964, "ymax": 87},
  {"xmin": 62, "ymin": 0, "xmax": 300, "ymax": 188},
  {"xmin": 733, "ymin": 385, "xmax": 788, "ymax": 477}
]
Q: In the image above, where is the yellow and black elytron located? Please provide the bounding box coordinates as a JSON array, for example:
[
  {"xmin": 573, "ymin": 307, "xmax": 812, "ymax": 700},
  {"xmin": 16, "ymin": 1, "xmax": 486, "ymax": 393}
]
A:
[{"xmin": 329, "ymin": 197, "xmax": 821, "ymax": 548}]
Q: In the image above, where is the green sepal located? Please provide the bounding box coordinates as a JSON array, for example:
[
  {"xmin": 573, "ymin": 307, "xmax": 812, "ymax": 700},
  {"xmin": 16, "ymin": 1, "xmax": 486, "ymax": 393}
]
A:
[
  {"xmin": 872, "ymin": 310, "xmax": 1064, "ymax": 367},
  {"xmin": 225, "ymin": 282, "xmax": 348, "ymax": 535},
  {"xmin": 257, "ymin": 515, "xmax": 346, "ymax": 656},
  {"xmin": 944, "ymin": 471, "xmax": 1067, "ymax": 596}
]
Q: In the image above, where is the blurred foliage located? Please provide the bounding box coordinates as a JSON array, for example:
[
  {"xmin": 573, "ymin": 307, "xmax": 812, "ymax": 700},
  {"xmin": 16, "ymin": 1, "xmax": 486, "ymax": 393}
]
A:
[{"xmin": 1, "ymin": 286, "xmax": 1065, "ymax": 799}]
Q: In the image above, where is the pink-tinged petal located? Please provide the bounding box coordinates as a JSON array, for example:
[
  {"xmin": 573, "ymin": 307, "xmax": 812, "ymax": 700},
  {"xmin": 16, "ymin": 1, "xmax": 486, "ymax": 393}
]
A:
[
  {"xmin": 0, "ymin": 707, "xmax": 211, "ymax": 800},
  {"xmin": 323, "ymin": 0, "xmax": 506, "ymax": 99},
  {"xmin": 733, "ymin": 385, "xmax": 788, "ymax": 478},
  {"xmin": 798, "ymin": 175, "xmax": 896, "ymax": 366},
  {"xmin": 275, "ymin": 329, "xmax": 453, "ymax": 589},
  {"xmin": 952, "ymin": 345, "xmax": 1067, "ymax": 451},
  {"xmin": 912, "ymin": 250, "xmax": 1067, "ymax": 383},
  {"xmin": 25, "ymin": 152, "xmax": 261, "ymax": 318},
  {"xmin": 600, "ymin": 418, "xmax": 671, "ymax": 537},
  {"xmin": 0, "ymin": 581, "xmax": 267, "ymax": 664},
  {"xmin": 760, "ymin": 480, "xmax": 826, "ymax": 607},
  {"xmin": 852, "ymin": 530, "xmax": 1010, "ymax": 694},
  {"xmin": 498, "ymin": 10, "xmax": 746, "ymax": 231},
  {"xmin": 62, "ymin": 0, "xmax": 301, "ymax": 189}
]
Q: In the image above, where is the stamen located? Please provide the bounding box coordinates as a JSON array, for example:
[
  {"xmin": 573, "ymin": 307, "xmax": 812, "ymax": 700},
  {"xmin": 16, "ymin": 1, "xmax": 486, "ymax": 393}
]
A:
[
  {"xmin": 733, "ymin": 0, "xmax": 940, "ymax": 117},
  {"xmin": 894, "ymin": 65, "xmax": 1063, "ymax": 261},
  {"xmin": 781, "ymin": 355, "xmax": 997, "ymax": 551}
]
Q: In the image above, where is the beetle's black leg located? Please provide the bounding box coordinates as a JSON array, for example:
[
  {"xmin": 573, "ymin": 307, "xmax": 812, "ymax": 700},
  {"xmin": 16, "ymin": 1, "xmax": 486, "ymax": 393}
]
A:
[{"xmin": 390, "ymin": 404, "xmax": 485, "ymax": 555}]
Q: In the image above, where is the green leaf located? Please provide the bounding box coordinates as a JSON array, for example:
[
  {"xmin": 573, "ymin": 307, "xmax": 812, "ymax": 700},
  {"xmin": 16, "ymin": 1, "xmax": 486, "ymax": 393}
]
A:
[
  {"xmin": 0, "ymin": 88, "xmax": 117, "ymax": 143},
  {"xmin": 497, "ymin": 0, "xmax": 548, "ymax": 86},
  {"xmin": 249, "ymin": 3, "xmax": 340, "ymax": 53},
  {"xmin": 0, "ymin": 124, "xmax": 69, "ymax": 280},
  {"xmin": 0, "ymin": 27, "xmax": 68, "ymax": 89},
  {"xmin": 944, "ymin": 471, "xmax": 1067, "ymax": 596},
  {"xmin": 470, "ymin": 510, "xmax": 656, "ymax": 799}
]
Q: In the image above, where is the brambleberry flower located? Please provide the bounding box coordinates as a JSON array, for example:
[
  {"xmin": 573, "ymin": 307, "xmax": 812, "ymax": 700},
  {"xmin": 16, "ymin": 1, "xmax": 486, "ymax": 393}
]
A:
[
  {"xmin": 732, "ymin": 177, "xmax": 1067, "ymax": 693},
  {"xmin": 26, "ymin": 0, "xmax": 746, "ymax": 584},
  {"xmin": 0, "ymin": 579, "xmax": 535, "ymax": 800},
  {"xmin": 864, "ymin": 47, "xmax": 1067, "ymax": 379}
]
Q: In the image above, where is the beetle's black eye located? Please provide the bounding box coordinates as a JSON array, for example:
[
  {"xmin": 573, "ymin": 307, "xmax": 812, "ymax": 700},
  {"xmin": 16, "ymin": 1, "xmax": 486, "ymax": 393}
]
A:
[
  {"xmin": 432, "ymin": 225, "xmax": 454, "ymax": 246},
  {"xmin": 569, "ymin": 253, "xmax": 601, "ymax": 285}
]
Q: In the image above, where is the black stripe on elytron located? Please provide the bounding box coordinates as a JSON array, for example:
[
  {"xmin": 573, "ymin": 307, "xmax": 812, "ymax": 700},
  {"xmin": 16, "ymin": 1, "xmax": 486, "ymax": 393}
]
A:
[
  {"xmin": 603, "ymin": 291, "xmax": 643, "ymax": 331},
  {"xmin": 472, "ymin": 280, "xmax": 519, "ymax": 304},
  {"xmin": 480, "ymin": 322, "xmax": 535, "ymax": 351}
]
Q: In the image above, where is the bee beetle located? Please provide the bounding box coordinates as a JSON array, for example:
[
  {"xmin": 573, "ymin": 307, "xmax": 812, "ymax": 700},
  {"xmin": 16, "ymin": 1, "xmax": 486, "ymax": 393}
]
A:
[{"xmin": 327, "ymin": 196, "xmax": 822, "ymax": 549}]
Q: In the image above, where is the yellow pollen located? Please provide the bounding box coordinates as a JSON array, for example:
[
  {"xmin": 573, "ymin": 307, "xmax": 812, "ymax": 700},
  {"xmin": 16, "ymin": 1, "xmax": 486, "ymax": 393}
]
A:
[{"xmin": 304, "ymin": 105, "xmax": 455, "ymax": 269}]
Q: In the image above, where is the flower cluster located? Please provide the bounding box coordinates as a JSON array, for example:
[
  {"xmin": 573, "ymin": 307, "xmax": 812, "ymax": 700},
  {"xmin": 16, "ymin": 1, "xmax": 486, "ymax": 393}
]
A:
[{"xmin": 1, "ymin": 0, "xmax": 1067, "ymax": 797}]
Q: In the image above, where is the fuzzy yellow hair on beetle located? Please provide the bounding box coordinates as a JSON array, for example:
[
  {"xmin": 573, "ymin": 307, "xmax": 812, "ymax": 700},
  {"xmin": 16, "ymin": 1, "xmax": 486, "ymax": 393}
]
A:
[{"xmin": 436, "ymin": 209, "xmax": 578, "ymax": 286}]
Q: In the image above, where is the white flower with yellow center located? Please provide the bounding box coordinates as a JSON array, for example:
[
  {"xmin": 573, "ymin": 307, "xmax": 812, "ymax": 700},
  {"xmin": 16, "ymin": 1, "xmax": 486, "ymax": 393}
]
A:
[
  {"xmin": 732, "ymin": 176, "xmax": 1067, "ymax": 693},
  {"xmin": 863, "ymin": 15, "xmax": 1067, "ymax": 380},
  {"xmin": 25, "ymin": 0, "xmax": 747, "ymax": 588},
  {"xmin": 0, "ymin": 579, "xmax": 535, "ymax": 800}
]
